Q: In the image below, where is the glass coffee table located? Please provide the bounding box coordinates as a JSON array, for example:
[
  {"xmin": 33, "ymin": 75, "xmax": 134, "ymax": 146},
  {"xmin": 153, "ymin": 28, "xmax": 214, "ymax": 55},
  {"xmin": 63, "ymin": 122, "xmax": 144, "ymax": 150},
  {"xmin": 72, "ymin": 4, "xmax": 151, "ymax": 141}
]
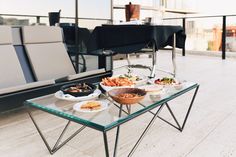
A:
[{"xmin": 25, "ymin": 82, "xmax": 199, "ymax": 157}]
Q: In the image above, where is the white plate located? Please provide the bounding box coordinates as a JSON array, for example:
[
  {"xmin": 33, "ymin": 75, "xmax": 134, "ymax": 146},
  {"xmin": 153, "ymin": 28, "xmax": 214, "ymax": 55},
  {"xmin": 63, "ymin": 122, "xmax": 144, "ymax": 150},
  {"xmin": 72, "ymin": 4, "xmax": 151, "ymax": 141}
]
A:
[
  {"xmin": 54, "ymin": 89, "xmax": 101, "ymax": 101},
  {"xmin": 73, "ymin": 100, "xmax": 109, "ymax": 113},
  {"xmin": 151, "ymin": 78, "xmax": 183, "ymax": 87}
]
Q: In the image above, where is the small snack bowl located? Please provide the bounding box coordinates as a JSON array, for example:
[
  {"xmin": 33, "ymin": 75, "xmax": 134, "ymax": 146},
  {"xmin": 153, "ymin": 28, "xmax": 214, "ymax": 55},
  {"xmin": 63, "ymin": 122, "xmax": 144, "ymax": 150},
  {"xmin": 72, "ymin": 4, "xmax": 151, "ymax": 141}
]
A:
[
  {"xmin": 61, "ymin": 83, "xmax": 96, "ymax": 97},
  {"xmin": 149, "ymin": 90, "xmax": 164, "ymax": 101},
  {"xmin": 173, "ymin": 82, "xmax": 183, "ymax": 90},
  {"xmin": 149, "ymin": 94, "xmax": 161, "ymax": 101},
  {"xmin": 108, "ymin": 88, "xmax": 146, "ymax": 105}
]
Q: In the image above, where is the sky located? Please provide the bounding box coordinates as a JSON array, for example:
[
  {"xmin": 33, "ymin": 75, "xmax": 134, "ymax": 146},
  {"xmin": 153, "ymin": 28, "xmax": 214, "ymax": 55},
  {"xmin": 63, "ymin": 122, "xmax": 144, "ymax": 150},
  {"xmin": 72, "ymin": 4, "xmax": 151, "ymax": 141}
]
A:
[{"xmin": 1, "ymin": 0, "xmax": 236, "ymax": 19}]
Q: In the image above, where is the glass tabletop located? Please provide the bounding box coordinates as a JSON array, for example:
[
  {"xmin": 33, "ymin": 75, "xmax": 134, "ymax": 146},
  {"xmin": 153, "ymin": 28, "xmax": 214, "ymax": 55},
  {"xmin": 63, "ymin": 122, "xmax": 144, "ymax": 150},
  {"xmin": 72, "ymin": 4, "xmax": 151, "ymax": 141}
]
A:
[{"xmin": 24, "ymin": 82, "xmax": 198, "ymax": 132}]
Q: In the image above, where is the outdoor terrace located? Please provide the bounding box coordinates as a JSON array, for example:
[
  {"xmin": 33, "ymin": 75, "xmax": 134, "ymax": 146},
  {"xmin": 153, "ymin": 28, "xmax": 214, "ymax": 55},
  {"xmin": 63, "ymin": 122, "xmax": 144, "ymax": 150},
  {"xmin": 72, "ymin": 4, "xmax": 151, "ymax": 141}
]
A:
[{"xmin": 0, "ymin": 51, "xmax": 235, "ymax": 157}]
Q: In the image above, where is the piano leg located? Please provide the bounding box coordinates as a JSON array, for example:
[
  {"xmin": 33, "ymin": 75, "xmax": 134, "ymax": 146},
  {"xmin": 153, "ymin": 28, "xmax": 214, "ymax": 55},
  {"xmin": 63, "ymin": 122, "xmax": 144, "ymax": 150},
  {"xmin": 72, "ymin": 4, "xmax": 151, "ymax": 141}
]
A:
[
  {"xmin": 172, "ymin": 33, "xmax": 177, "ymax": 77},
  {"xmin": 150, "ymin": 42, "xmax": 156, "ymax": 78}
]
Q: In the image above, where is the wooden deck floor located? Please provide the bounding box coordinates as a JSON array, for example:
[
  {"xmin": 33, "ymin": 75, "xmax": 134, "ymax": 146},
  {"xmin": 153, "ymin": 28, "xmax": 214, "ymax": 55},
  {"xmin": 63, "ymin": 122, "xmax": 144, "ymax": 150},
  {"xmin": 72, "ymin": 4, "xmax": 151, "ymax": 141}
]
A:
[{"xmin": 1, "ymin": 52, "xmax": 236, "ymax": 157}]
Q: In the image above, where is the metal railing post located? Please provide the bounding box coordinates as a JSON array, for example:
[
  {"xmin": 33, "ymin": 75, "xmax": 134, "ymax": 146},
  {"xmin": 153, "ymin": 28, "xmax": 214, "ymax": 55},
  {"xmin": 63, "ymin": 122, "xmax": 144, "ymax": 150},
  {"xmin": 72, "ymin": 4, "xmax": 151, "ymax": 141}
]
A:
[
  {"xmin": 110, "ymin": 0, "xmax": 114, "ymax": 24},
  {"xmin": 75, "ymin": 0, "xmax": 79, "ymax": 73},
  {"xmin": 182, "ymin": 18, "xmax": 186, "ymax": 56},
  {"xmin": 222, "ymin": 16, "xmax": 226, "ymax": 60},
  {"xmin": 36, "ymin": 16, "xmax": 40, "ymax": 24}
]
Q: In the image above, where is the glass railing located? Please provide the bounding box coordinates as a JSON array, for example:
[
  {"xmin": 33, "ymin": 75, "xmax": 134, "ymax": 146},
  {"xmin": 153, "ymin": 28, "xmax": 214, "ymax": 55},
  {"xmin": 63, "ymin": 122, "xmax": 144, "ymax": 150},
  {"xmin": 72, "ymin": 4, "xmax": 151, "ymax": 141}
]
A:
[
  {"xmin": 0, "ymin": 13, "xmax": 111, "ymax": 29},
  {"xmin": 2, "ymin": 13, "xmax": 236, "ymax": 60},
  {"xmin": 164, "ymin": 14, "xmax": 236, "ymax": 59}
]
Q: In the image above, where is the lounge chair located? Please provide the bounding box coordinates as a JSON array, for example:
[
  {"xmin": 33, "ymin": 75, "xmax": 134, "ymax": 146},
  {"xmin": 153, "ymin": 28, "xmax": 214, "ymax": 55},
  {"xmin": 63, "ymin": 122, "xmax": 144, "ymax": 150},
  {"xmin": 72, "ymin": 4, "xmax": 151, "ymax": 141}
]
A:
[
  {"xmin": 0, "ymin": 26, "xmax": 55, "ymax": 96},
  {"xmin": 21, "ymin": 25, "xmax": 105, "ymax": 82}
]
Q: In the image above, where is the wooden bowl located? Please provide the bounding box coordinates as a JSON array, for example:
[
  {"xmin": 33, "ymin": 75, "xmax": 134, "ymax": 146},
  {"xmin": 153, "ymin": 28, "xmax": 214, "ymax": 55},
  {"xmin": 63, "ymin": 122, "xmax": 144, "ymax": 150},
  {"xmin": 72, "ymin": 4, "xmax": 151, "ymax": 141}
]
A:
[{"xmin": 108, "ymin": 88, "xmax": 146, "ymax": 105}]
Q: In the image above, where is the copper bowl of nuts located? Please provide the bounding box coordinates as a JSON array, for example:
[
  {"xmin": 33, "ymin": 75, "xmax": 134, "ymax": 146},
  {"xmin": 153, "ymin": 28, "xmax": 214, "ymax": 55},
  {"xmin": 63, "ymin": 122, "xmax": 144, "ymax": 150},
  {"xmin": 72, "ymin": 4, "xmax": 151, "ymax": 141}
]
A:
[{"xmin": 108, "ymin": 88, "xmax": 146, "ymax": 105}]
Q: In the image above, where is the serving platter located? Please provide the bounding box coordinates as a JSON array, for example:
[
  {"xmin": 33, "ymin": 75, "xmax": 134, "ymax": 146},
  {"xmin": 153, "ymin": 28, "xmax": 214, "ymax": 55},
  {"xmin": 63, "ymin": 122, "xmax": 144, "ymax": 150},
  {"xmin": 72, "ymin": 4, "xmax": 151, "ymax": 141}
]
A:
[
  {"xmin": 54, "ymin": 89, "xmax": 101, "ymax": 101},
  {"xmin": 100, "ymin": 77, "xmax": 135, "ymax": 91},
  {"xmin": 148, "ymin": 77, "xmax": 186, "ymax": 90},
  {"xmin": 112, "ymin": 74, "xmax": 148, "ymax": 85}
]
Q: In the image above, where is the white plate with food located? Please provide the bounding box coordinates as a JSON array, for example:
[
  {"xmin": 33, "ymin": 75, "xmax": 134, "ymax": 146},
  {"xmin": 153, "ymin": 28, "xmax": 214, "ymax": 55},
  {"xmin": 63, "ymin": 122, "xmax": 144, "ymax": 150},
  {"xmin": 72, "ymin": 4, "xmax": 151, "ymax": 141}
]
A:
[
  {"xmin": 113, "ymin": 74, "xmax": 147, "ymax": 85},
  {"xmin": 153, "ymin": 77, "xmax": 186, "ymax": 90},
  {"xmin": 73, "ymin": 100, "xmax": 109, "ymax": 113},
  {"xmin": 100, "ymin": 77, "xmax": 135, "ymax": 91},
  {"xmin": 54, "ymin": 89, "xmax": 101, "ymax": 101},
  {"xmin": 154, "ymin": 77, "xmax": 177, "ymax": 85}
]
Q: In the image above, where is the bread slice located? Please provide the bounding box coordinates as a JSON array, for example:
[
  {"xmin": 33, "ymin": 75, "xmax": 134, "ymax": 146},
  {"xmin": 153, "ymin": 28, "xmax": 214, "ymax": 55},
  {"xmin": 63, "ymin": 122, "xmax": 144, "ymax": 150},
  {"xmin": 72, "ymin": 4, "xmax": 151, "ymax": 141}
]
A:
[{"xmin": 81, "ymin": 101, "xmax": 101, "ymax": 110}]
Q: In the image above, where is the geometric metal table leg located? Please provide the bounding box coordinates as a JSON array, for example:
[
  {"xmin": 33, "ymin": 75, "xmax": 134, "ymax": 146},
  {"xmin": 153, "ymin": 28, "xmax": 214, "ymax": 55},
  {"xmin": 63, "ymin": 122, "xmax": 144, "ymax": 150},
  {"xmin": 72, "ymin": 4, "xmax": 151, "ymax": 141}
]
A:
[
  {"xmin": 113, "ymin": 104, "xmax": 123, "ymax": 157},
  {"xmin": 52, "ymin": 121, "xmax": 71, "ymax": 150},
  {"xmin": 137, "ymin": 85, "xmax": 199, "ymax": 133},
  {"xmin": 156, "ymin": 114, "xmax": 181, "ymax": 131},
  {"xmin": 127, "ymin": 104, "xmax": 165, "ymax": 157},
  {"xmin": 103, "ymin": 132, "xmax": 110, "ymax": 157},
  {"xmin": 165, "ymin": 103, "xmax": 182, "ymax": 131},
  {"xmin": 52, "ymin": 125, "xmax": 86, "ymax": 153},
  {"xmin": 27, "ymin": 108, "xmax": 86, "ymax": 154},
  {"xmin": 28, "ymin": 110, "xmax": 54, "ymax": 154},
  {"xmin": 180, "ymin": 85, "xmax": 199, "ymax": 131},
  {"xmin": 162, "ymin": 86, "xmax": 199, "ymax": 132},
  {"xmin": 138, "ymin": 103, "xmax": 182, "ymax": 131},
  {"xmin": 162, "ymin": 85, "xmax": 199, "ymax": 132}
]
